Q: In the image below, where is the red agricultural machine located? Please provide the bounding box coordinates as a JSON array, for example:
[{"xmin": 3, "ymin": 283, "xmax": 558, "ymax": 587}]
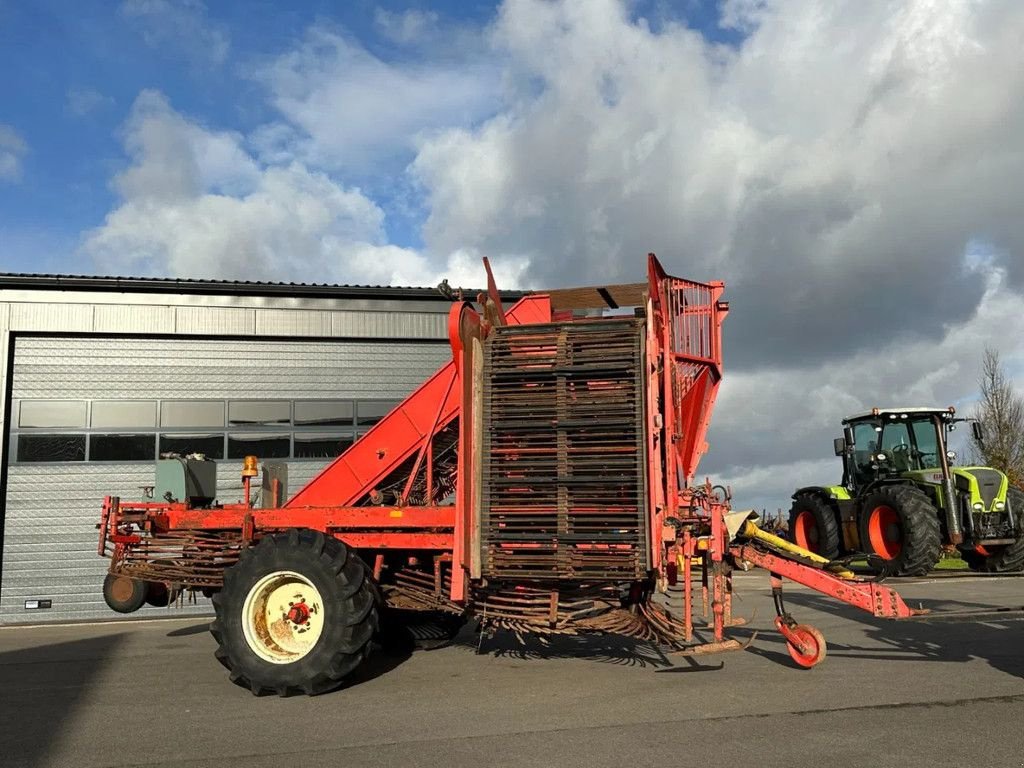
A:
[{"xmin": 98, "ymin": 254, "xmax": 924, "ymax": 696}]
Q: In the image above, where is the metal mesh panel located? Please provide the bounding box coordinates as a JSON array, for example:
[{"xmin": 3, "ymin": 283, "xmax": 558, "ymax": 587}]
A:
[{"xmin": 480, "ymin": 319, "xmax": 648, "ymax": 581}]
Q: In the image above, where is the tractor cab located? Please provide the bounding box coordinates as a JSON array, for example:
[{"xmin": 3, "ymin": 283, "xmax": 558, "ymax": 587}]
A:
[{"xmin": 838, "ymin": 407, "xmax": 959, "ymax": 487}]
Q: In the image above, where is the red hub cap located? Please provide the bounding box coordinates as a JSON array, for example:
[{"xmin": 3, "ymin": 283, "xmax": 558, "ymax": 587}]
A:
[
  {"xmin": 286, "ymin": 602, "xmax": 311, "ymax": 625},
  {"xmin": 867, "ymin": 505, "xmax": 902, "ymax": 560}
]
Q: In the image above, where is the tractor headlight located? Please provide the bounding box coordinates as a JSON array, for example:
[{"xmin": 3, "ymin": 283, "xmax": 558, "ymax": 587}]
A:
[
  {"xmin": 994, "ymin": 501, "xmax": 1006, "ymax": 511},
  {"xmin": 972, "ymin": 501, "xmax": 985, "ymax": 512}
]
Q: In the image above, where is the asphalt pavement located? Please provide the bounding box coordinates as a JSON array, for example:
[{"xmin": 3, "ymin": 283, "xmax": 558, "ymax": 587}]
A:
[{"xmin": 2, "ymin": 571, "xmax": 1023, "ymax": 768}]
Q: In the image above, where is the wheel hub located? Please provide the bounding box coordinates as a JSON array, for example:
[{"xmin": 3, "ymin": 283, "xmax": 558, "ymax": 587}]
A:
[
  {"xmin": 110, "ymin": 575, "xmax": 136, "ymax": 602},
  {"xmin": 286, "ymin": 602, "xmax": 311, "ymax": 626}
]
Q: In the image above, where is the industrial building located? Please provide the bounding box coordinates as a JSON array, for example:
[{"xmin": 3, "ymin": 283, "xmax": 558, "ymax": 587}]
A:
[{"xmin": 0, "ymin": 273, "xmax": 474, "ymax": 624}]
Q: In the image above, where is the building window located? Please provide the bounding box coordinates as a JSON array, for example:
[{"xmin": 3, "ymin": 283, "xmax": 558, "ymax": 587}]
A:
[
  {"xmin": 228, "ymin": 433, "xmax": 290, "ymax": 460},
  {"xmin": 356, "ymin": 401, "xmax": 398, "ymax": 427},
  {"xmin": 91, "ymin": 400, "xmax": 157, "ymax": 429},
  {"xmin": 90, "ymin": 433, "xmax": 156, "ymax": 462},
  {"xmin": 19, "ymin": 400, "xmax": 87, "ymax": 428},
  {"xmin": 294, "ymin": 400, "xmax": 354, "ymax": 427},
  {"xmin": 16, "ymin": 434, "xmax": 86, "ymax": 462},
  {"xmin": 293, "ymin": 433, "xmax": 354, "ymax": 459},
  {"xmin": 160, "ymin": 401, "xmax": 225, "ymax": 428},
  {"xmin": 228, "ymin": 401, "xmax": 291, "ymax": 426},
  {"xmin": 159, "ymin": 433, "xmax": 225, "ymax": 459},
  {"xmin": 10, "ymin": 398, "xmax": 408, "ymax": 463}
]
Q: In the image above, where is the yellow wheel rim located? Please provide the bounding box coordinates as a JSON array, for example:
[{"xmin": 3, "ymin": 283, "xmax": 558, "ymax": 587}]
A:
[{"xmin": 241, "ymin": 571, "xmax": 325, "ymax": 664}]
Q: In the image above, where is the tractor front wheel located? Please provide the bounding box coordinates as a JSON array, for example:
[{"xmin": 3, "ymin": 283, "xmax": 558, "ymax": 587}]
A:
[
  {"xmin": 787, "ymin": 492, "xmax": 841, "ymax": 560},
  {"xmin": 962, "ymin": 488, "xmax": 1024, "ymax": 573},
  {"xmin": 858, "ymin": 485, "xmax": 941, "ymax": 576},
  {"xmin": 210, "ymin": 529, "xmax": 378, "ymax": 696}
]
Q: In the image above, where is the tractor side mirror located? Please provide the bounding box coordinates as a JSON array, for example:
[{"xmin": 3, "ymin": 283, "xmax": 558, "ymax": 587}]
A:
[
  {"xmin": 833, "ymin": 437, "xmax": 847, "ymax": 456},
  {"xmin": 843, "ymin": 426, "xmax": 855, "ymax": 448},
  {"xmin": 971, "ymin": 421, "xmax": 984, "ymax": 442}
]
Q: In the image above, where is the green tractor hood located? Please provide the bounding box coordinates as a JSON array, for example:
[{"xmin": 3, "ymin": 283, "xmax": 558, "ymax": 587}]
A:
[{"xmin": 903, "ymin": 467, "xmax": 1009, "ymax": 513}]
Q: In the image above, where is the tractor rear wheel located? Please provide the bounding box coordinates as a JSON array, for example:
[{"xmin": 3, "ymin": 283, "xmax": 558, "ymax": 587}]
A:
[
  {"xmin": 788, "ymin": 492, "xmax": 841, "ymax": 560},
  {"xmin": 962, "ymin": 487, "xmax": 1024, "ymax": 573},
  {"xmin": 210, "ymin": 529, "xmax": 378, "ymax": 696},
  {"xmin": 858, "ymin": 485, "xmax": 941, "ymax": 576}
]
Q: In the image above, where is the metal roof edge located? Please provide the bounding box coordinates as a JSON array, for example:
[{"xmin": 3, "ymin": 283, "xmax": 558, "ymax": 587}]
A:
[{"xmin": 0, "ymin": 273, "xmax": 525, "ymax": 302}]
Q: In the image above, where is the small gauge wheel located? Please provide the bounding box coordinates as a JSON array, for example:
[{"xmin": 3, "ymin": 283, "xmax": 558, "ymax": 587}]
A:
[{"xmin": 785, "ymin": 623, "xmax": 827, "ymax": 668}]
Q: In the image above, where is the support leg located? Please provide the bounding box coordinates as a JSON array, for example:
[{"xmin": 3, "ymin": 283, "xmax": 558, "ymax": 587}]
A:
[{"xmin": 682, "ymin": 530, "xmax": 693, "ymax": 642}]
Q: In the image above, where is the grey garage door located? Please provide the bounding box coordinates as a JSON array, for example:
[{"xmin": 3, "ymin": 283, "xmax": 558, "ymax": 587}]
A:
[{"xmin": 1, "ymin": 336, "xmax": 447, "ymax": 624}]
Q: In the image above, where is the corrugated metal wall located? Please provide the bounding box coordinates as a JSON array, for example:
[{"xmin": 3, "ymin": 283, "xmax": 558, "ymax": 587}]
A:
[{"xmin": 1, "ymin": 336, "xmax": 448, "ymax": 624}]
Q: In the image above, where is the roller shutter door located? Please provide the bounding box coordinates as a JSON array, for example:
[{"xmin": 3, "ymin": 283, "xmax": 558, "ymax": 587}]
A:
[{"xmin": 1, "ymin": 336, "xmax": 446, "ymax": 624}]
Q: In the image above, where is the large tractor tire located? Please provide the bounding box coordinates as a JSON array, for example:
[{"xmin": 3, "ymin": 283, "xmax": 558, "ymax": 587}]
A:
[
  {"xmin": 210, "ymin": 529, "xmax": 378, "ymax": 696},
  {"xmin": 858, "ymin": 485, "xmax": 941, "ymax": 576},
  {"xmin": 962, "ymin": 487, "xmax": 1024, "ymax": 573},
  {"xmin": 788, "ymin": 492, "xmax": 841, "ymax": 560}
]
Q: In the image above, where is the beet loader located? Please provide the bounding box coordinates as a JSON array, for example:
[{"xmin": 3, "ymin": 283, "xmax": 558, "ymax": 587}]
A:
[{"xmin": 98, "ymin": 254, "xmax": 929, "ymax": 696}]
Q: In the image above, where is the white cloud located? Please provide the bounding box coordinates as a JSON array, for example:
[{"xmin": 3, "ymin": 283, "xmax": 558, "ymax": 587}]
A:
[
  {"xmin": 0, "ymin": 124, "xmax": 28, "ymax": 182},
  {"xmin": 82, "ymin": 91, "xmax": 517, "ymax": 289},
  {"xmin": 373, "ymin": 8, "xmax": 440, "ymax": 45},
  {"xmin": 83, "ymin": 92, "xmax": 423, "ymax": 284},
  {"xmin": 66, "ymin": 87, "xmax": 115, "ymax": 117},
  {"xmin": 255, "ymin": 26, "xmax": 499, "ymax": 173},
  {"xmin": 413, "ymin": 0, "xmax": 1024, "ymax": 363},
  {"xmin": 120, "ymin": 0, "xmax": 229, "ymax": 67}
]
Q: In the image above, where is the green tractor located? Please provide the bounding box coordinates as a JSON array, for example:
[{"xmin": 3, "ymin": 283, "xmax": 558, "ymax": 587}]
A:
[{"xmin": 789, "ymin": 407, "xmax": 1024, "ymax": 576}]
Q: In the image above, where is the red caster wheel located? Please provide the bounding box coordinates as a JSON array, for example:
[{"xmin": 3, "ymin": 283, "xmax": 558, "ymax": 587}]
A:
[{"xmin": 776, "ymin": 618, "xmax": 827, "ymax": 668}]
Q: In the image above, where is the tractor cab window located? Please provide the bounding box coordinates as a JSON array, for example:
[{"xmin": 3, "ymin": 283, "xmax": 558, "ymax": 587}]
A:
[
  {"xmin": 879, "ymin": 421, "xmax": 916, "ymax": 472},
  {"xmin": 850, "ymin": 422, "xmax": 880, "ymax": 484},
  {"xmin": 910, "ymin": 419, "xmax": 939, "ymax": 468}
]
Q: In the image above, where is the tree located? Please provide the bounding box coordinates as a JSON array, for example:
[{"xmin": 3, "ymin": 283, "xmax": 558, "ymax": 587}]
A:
[{"xmin": 972, "ymin": 347, "xmax": 1024, "ymax": 487}]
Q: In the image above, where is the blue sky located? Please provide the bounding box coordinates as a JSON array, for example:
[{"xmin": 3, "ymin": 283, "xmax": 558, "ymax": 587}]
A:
[{"xmin": 0, "ymin": 0, "xmax": 737, "ymax": 274}]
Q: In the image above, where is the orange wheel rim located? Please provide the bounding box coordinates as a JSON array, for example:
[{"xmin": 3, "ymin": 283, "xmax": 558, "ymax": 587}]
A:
[
  {"xmin": 867, "ymin": 505, "xmax": 901, "ymax": 559},
  {"xmin": 792, "ymin": 511, "xmax": 819, "ymax": 553}
]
